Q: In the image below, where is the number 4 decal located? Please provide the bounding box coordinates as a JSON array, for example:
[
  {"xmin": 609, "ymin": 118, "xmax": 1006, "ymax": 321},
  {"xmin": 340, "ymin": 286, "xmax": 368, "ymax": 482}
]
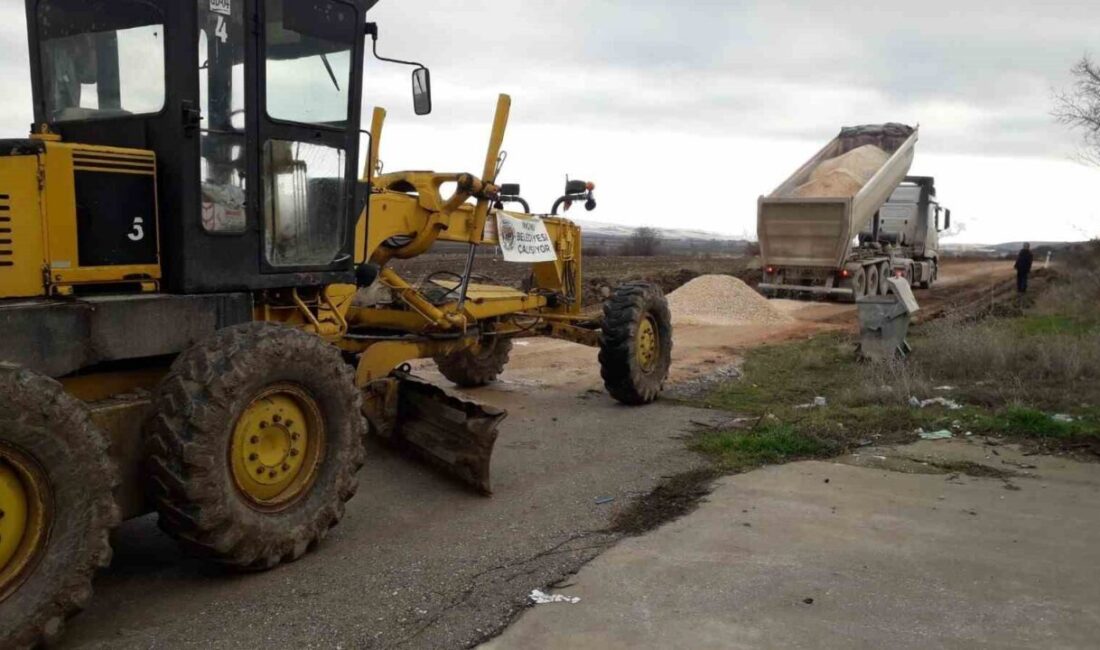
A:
[
  {"xmin": 215, "ymin": 16, "xmax": 229, "ymax": 43},
  {"xmin": 128, "ymin": 217, "xmax": 146, "ymax": 242}
]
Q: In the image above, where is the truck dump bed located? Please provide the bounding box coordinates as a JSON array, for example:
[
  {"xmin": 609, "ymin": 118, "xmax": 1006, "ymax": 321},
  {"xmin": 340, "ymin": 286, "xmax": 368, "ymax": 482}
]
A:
[{"xmin": 758, "ymin": 124, "xmax": 919, "ymax": 269}]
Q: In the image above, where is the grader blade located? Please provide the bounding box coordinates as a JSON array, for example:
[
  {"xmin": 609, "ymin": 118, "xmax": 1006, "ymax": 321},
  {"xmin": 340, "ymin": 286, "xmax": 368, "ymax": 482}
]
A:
[{"xmin": 391, "ymin": 375, "xmax": 506, "ymax": 495}]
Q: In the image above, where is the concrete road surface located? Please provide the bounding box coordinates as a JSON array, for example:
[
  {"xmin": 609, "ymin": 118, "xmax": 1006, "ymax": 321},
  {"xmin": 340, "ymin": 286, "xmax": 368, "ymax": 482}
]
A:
[
  {"xmin": 485, "ymin": 439, "xmax": 1100, "ymax": 649},
  {"xmin": 59, "ymin": 384, "xmax": 725, "ymax": 649}
]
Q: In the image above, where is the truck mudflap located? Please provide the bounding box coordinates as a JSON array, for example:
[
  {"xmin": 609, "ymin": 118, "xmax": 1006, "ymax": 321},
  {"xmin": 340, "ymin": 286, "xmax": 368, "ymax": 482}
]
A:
[{"xmin": 362, "ymin": 373, "xmax": 506, "ymax": 495}]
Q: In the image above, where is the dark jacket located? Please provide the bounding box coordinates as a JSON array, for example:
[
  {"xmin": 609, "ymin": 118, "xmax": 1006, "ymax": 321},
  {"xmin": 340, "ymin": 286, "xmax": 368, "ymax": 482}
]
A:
[{"xmin": 1015, "ymin": 249, "xmax": 1034, "ymax": 274}]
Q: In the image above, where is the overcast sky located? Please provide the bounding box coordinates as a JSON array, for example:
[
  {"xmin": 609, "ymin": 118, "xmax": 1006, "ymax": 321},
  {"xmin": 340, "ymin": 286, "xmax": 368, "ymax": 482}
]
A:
[{"xmin": 3, "ymin": 0, "xmax": 1098, "ymax": 243}]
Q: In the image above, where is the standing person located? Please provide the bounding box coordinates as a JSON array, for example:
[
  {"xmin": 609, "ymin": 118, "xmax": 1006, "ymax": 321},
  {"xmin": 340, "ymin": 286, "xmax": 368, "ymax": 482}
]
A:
[{"xmin": 1015, "ymin": 242, "xmax": 1034, "ymax": 293}]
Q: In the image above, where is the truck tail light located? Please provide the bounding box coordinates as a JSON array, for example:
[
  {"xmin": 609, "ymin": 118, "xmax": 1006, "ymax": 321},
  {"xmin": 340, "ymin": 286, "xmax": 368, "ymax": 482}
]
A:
[{"xmin": 840, "ymin": 269, "xmax": 851, "ymax": 279}]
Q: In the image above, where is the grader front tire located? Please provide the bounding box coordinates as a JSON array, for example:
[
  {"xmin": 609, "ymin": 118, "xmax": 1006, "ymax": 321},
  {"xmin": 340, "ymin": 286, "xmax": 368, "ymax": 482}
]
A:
[
  {"xmin": 599, "ymin": 283, "xmax": 673, "ymax": 405},
  {"xmin": 146, "ymin": 323, "xmax": 366, "ymax": 570},
  {"xmin": 435, "ymin": 338, "xmax": 514, "ymax": 388},
  {"xmin": 0, "ymin": 364, "xmax": 119, "ymax": 650}
]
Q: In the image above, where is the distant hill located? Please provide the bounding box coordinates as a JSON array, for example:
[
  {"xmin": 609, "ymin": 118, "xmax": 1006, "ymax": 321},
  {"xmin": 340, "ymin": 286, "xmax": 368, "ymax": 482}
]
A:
[
  {"xmin": 942, "ymin": 241, "xmax": 1083, "ymax": 257},
  {"xmin": 574, "ymin": 220, "xmax": 750, "ymax": 256}
]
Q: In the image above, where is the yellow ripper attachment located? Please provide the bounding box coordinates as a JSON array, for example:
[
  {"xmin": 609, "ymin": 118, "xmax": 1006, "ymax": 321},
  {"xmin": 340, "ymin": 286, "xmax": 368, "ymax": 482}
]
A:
[{"xmin": 364, "ymin": 373, "xmax": 506, "ymax": 495}]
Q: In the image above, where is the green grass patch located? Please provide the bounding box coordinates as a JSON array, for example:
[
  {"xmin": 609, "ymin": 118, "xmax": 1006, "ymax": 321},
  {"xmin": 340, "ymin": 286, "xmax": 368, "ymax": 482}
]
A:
[
  {"xmin": 967, "ymin": 407, "xmax": 1099, "ymax": 439},
  {"xmin": 704, "ymin": 335, "xmax": 860, "ymax": 416},
  {"xmin": 691, "ymin": 423, "xmax": 836, "ymax": 472},
  {"xmin": 1010, "ymin": 314, "xmax": 1098, "ymax": 337},
  {"xmin": 689, "ymin": 268, "xmax": 1100, "ymax": 469}
]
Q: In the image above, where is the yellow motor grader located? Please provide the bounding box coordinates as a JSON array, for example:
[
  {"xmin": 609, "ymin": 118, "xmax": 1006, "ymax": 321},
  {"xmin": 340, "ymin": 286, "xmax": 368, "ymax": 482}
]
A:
[{"xmin": 0, "ymin": 0, "xmax": 672, "ymax": 646}]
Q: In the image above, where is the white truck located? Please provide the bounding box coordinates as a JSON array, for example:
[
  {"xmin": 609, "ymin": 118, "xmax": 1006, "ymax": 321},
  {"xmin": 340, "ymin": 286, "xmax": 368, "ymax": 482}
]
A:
[{"xmin": 757, "ymin": 124, "xmax": 952, "ymax": 301}]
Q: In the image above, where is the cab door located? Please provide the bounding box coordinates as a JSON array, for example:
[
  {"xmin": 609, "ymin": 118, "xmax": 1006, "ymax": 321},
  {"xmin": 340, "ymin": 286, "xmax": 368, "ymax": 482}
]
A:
[{"xmin": 256, "ymin": 0, "xmax": 364, "ymax": 275}]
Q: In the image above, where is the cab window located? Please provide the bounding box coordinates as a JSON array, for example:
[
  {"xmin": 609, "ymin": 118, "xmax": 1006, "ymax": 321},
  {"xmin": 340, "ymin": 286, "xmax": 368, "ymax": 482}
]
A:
[
  {"xmin": 264, "ymin": 0, "xmax": 356, "ymax": 126},
  {"xmin": 37, "ymin": 0, "xmax": 166, "ymax": 122},
  {"xmin": 198, "ymin": 0, "xmax": 248, "ymax": 233}
]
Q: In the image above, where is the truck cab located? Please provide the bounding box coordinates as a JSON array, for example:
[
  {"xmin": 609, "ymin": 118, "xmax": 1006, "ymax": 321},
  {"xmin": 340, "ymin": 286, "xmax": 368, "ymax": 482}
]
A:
[{"xmin": 876, "ymin": 176, "xmax": 951, "ymax": 259}]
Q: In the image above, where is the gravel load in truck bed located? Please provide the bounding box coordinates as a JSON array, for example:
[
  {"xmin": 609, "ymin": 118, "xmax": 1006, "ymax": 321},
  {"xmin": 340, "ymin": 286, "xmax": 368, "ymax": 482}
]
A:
[{"xmin": 667, "ymin": 275, "xmax": 795, "ymax": 326}]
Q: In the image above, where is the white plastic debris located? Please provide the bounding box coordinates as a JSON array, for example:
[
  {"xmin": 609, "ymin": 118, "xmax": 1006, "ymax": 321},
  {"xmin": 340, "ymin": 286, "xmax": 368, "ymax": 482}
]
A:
[
  {"xmin": 529, "ymin": 590, "xmax": 581, "ymax": 605},
  {"xmin": 934, "ymin": 386, "xmax": 957, "ymax": 392},
  {"xmin": 919, "ymin": 430, "xmax": 954, "ymax": 441},
  {"xmin": 1052, "ymin": 414, "xmax": 1075, "ymax": 423},
  {"xmin": 910, "ymin": 397, "xmax": 964, "ymax": 410},
  {"xmin": 795, "ymin": 396, "xmax": 828, "ymax": 410}
]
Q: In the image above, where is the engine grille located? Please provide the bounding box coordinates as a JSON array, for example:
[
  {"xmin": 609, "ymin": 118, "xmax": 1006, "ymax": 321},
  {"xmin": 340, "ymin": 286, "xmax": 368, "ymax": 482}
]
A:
[
  {"xmin": 72, "ymin": 149, "xmax": 157, "ymax": 175},
  {"xmin": 0, "ymin": 194, "xmax": 12, "ymax": 268}
]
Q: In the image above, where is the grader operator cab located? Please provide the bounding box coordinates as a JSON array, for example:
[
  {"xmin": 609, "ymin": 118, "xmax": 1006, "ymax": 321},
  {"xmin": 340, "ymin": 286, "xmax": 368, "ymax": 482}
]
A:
[{"xmin": 0, "ymin": 1, "xmax": 673, "ymax": 647}]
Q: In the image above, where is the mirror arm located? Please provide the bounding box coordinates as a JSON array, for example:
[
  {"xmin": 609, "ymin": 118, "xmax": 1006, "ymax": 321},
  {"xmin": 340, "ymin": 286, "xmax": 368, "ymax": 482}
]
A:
[{"xmin": 366, "ymin": 23, "xmax": 427, "ymax": 70}]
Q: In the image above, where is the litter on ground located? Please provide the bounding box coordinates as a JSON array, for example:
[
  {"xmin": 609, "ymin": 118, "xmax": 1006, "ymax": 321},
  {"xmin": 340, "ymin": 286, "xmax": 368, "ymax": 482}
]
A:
[
  {"xmin": 795, "ymin": 396, "xmax": 828, "ymax": 409},
  {"xmin": 910, "ymin": 396, "xmax": 964, "ymax": 410},
  {"xmin": 919, "ymin": 430, "xmax": 955, "ymax": 441},
  {"xmin": 529, "ymin": 590, "xmax": 581, "ymax": 605}
]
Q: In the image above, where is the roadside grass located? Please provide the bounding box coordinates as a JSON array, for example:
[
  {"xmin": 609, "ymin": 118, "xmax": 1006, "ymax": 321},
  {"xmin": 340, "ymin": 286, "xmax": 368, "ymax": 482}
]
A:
[
  {"xmin": 618, "ymin": 250, "xmax": 1099, "ymax": 537},
  {"xmin": 691, "ymin": 423, "xmax": 837, "ymax": 472},
  {"xmin": 968, "ymin": 406, "xmax": 1099, "ymax": 440},
  {"xmin": 692, "ymin": 248, "xmax": 1100, "ymax": 468}
]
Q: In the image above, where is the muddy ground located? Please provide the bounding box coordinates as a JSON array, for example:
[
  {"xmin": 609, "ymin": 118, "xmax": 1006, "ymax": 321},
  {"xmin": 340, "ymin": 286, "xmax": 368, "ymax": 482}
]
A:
[{"xmin": 58, "ymin": 259, "xmax": 1012, "ymax": 649}]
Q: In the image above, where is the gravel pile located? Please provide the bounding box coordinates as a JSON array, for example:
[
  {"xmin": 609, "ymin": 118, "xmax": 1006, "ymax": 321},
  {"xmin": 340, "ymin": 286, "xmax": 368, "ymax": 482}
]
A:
[{"xmin": 668, "ymin": 275, "xmax": 795, "ymax": 326}]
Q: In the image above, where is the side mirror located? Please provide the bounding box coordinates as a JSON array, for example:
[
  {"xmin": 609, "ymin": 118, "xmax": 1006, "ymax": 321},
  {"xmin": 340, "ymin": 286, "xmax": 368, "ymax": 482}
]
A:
[
  {"xmin": 944, "ymin": 209, "xmax": 951, "ymax": 231},
  {"xmin": 413, "ymin": 67, "xmax": 432, "ymax": 116}
]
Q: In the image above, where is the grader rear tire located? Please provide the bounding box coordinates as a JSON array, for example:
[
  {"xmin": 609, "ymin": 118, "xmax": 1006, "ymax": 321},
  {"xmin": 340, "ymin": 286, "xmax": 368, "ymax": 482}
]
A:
[
  {"xmin": 0, "ymin": 364, "xmax": 118, "ymax": 650},
  {"xmin": 599, "ymin": 283, "xmax": 673, "ymax": 405},
  {"xmin": 146, "ymin": 323, "xmax": 366, "ymax": 570},
  {"xmin": 435, "ymin": 338, "xmax": 514, "ymax": 388}
]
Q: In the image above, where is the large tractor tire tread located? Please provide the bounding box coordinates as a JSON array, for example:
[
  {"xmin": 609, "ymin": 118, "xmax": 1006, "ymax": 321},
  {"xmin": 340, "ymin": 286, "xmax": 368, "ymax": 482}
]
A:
[
  {"xmin": 435, "ymin": 338, "xmax": 513, "ymax": 388},
  {"xmin": 0, "ymin": 364, "xmax": 119, "ymax": 650},
  {"xmin": 599, "ymin": 282, "xmax": 673, "ymax": 405},
  {"xmin": 146, "ymin": 323, "xmax": 366, "ymax": 570}
]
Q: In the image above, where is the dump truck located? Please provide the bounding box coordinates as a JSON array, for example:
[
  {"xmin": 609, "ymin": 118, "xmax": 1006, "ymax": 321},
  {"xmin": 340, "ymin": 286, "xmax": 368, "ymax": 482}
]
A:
[
  {"xmin": 0, "ymin": 1, "xmax": 673, "ymax": 647},
  {"xmin": 757, "ymin": 125, "xmax": 952, "ymax": 300}
]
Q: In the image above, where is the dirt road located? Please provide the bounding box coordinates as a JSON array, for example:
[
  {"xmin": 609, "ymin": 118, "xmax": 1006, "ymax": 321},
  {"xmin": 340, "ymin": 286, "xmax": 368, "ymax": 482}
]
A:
[
  {"xmin": 57, "ymin": 259, "xmax": 1012, "ymax": 649},
  {"xmin": 499, "ymin": 259, "xmax": 1013, "ymax": 392}
]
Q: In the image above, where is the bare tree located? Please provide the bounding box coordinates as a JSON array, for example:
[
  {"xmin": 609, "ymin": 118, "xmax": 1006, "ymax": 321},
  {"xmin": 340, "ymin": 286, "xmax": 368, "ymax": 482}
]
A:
[
  {"xmin": 623, "ymin": 227, "xmax": 662, "ymax": 257},
  {"xmin": 1054, "ymin": 55, "xmax": 1100, "ymax": 166}
]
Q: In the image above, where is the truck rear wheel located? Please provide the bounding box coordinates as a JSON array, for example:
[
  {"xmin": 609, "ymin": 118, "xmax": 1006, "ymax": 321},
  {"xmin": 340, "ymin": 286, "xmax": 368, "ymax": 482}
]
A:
[
  {"xmin": 865, "ymin": 265, "xmax": 880, "ymax": 297},
  {"xmin": 0, "ymin": 365, "xmax": 118, "ymax": 649},
  {"xmin": 147, "ymin": 323, "xmax": 366, "ymax": 570},
  {"xmin": 879, "ymin": 263, "xmax": 892, "ymax": 295},
  {"xmin": 599, "ymin": 283, "xmax": 673, "ymax": 405},
  {"xmin": 841, "ymin": 267, "xmax": 866, "ymax": 302},
  {"xmin": 921, "ymin": 262, "xmax": 937, "ymax": 289},
  {"xmin": 435, "ymin": 338, "xmax": 513, "ymax": 388}
]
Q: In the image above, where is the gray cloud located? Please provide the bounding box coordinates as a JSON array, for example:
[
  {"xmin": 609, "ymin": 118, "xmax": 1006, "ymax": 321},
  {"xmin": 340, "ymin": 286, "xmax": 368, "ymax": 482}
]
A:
[
  {"xmin": 1, "ymin": 0, "xmax": 1093, "ymax": 159},
  {"xmin": 0, "ymin": 0, "xmax": 1095, "ymax": 243},
  {"xmin": 363, "ymin": 0, "xmax": 1096, "ymax": 159}
]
